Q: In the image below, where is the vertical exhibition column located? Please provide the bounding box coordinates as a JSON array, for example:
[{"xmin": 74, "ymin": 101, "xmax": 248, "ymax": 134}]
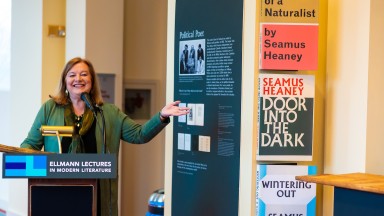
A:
[{"xmin": 256, "ymin": 1, "xmax": 319, "ymax": 216}]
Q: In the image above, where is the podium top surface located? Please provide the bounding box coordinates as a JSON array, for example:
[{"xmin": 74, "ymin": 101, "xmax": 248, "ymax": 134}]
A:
[
  {"xmin": 0, "ymin": 143, "xmax": 47, "ymax": 154},
  {"xmin": 296, "ymin": 173, "xmax": 384, "ymax": 195}
]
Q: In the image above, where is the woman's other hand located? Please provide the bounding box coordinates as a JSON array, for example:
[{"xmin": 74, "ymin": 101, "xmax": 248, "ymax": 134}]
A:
[{"xmin": 160, "ymin": 101, "xmax": 190, "ymax": 120}]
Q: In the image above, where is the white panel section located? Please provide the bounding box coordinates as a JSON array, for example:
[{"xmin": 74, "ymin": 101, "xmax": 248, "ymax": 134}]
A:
[
  {"xmin": 10, "ymin": 0, "xmax": 43, "ymax": 215},
  {"xmin": 66, "ymin": 0, "xmax": 86, "ymax": 60},
  {"xmin": 239, "ymin": 0, "xmax": 256, "ymax": 215},
  {"xmin": 0, "ymin": 94, "xmax": 10, "ymax": 208},
  {"xmin": 11, "ymin": 0, "xmax": 43, "ymax": 149},
  {"xmin": 0, "ymin": 0, "xmax": 12, "ymax": 213},
  {"xmin": 164, "ymin": 1, "xmax": 176, "ymax": 215},
  {"xmin": 0, "ymin": 0, "xmax": 11, "ymax": 91}
]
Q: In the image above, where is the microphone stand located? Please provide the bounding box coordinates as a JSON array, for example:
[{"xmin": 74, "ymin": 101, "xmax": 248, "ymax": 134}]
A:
[
  {"xmin": 82, "ymin": 94, "xmax": 112, "ymax": 216},
  {"xmin": 96, "ymin": 105, "xmax": 107, "ymax": 154},
  {"xmin": 96, "ymin": 105, "xmax": 112, "ymax": 216}
]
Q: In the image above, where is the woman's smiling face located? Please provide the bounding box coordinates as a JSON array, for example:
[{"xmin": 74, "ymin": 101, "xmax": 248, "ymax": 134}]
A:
[{"xmin": 65, "ymin": 62, "xmax": 92, "ymax": 100}]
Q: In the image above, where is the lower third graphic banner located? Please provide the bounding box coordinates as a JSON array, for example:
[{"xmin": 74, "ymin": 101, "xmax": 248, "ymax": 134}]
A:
[{"xmin": 2, "ymin": 154, "xmax": 117, "ymax": 179}]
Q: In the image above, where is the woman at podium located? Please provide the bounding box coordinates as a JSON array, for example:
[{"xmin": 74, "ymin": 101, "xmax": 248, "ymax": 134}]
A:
[{"xmin": 20, "ymin": 57, "xmax": 190, "ymax": 216}]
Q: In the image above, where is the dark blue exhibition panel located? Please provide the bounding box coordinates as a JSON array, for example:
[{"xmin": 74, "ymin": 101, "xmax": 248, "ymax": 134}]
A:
[
  {"xmin": 296, "ymin": 173, "xmax": 384, "ymax": 216},
  {"xmin": 334, "ymin": 187, "xmax": 384, "ymax": 216},
  {"xmin": 172, "ymin": 0, "xmax": 243, "ymax": 215}
]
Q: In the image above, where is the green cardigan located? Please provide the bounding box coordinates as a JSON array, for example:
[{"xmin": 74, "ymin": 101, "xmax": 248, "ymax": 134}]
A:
[{"xmin": 21, "ymin": 99, "xmax": 169, "ymax": 216}]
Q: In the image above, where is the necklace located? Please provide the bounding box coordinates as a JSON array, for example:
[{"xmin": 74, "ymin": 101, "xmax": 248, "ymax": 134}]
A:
[{"xmin": 75, "ymin": 114, "xmax": 83, "ymax": 128}]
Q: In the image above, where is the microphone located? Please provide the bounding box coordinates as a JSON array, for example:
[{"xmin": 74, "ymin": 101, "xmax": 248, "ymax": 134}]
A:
[
  {"xmin": 80, "ymin": 92, "xmax": 97, "ymax": 117},
  {"xmin": 80, "ymin": 92, "xmax": 107, "ymax": 154}
]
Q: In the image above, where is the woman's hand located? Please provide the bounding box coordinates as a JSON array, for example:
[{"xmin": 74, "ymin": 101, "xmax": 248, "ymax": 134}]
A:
[{"xmin": 160, "ymin": 101, "xmax": 190, "ymax": 119}]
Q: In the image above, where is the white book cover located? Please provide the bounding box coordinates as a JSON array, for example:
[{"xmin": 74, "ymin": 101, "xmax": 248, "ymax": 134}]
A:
[
  {"xmin": 184, "ymin": 134, "xmax": 191, "ymax": 151},
  {"xmin": 256, "ymin": 165, "xmax": 317, "ymax": 216},
  {"xmin": 177, "ymin": 133, "xmax": 185, "ymax": 150},
  {"xmin": 194, "ymin": 104, "xmax": 205, "ymax": 126}
]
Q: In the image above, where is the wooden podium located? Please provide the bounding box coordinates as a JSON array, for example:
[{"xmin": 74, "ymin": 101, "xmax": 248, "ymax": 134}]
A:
[
  {"xmin": 296, "ymin": 173, "xmax": 384, "ymax": 216},
  {"xmin": 1, "ymin": 144, "xmax": 97, "ymax": 216}
]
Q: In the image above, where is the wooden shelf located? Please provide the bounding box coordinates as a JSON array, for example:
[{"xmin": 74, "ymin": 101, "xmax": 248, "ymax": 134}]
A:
[{"xmin": 296, "ymin": 172, "xmax": 384, "ymax": 195}]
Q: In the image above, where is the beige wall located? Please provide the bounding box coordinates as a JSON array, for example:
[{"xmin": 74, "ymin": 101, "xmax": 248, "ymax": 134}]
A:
[
  {"xmin": 325, "ymin": 0, "xmax": 370, "ymax": 175},
  {"xmin": 324, "ymin": 0, "xmax": 384, "ymax": 215},
  {"xmin": 121, "ymin": 0, "xmax": 168, "ymax": 215},
  {"xmin": 366, "ymin": 0, "xmax": 384, "ymax": 175},
  {"xmin": 42, "ymin": 0, "xmax": 66, "ymax": 102}
]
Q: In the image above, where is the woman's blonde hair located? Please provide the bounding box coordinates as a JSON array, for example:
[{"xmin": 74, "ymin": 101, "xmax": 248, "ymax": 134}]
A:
[{"xmin": 50, "ymin": 57, "xmax": 104, "ymax": 106}]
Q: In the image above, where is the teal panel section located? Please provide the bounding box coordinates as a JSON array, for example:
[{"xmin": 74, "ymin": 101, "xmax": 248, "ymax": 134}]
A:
[
  {"xmin": 307, "ymin": 197, "xmax": 316, "ymax": 216},
  {"xmin": 259, "ymin": 199, "xmax": 266, "ymax": 216},
  {"xmin": 26, "ymin": 156, "xmax": 34, "ymax": 170},
  {"xmin": 5, "ymin": 169, "xmax": 26, "ymax": 176},
  {"xmin": 308, "ymin": 166, "xmax": 317, "ymax": 175},
  {"xmin": 260, "ymin": 165, "xmax": 267, "ymax": 179},
  {"xmin": 26, "ymin": 169, "xmax": 46, "ymax": 176}
]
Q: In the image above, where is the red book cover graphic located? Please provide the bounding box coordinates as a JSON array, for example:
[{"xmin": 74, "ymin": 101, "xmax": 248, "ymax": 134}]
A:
[{"xmin": 259, "ymin": 23, "xmax": 318, "ymax": 71}]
